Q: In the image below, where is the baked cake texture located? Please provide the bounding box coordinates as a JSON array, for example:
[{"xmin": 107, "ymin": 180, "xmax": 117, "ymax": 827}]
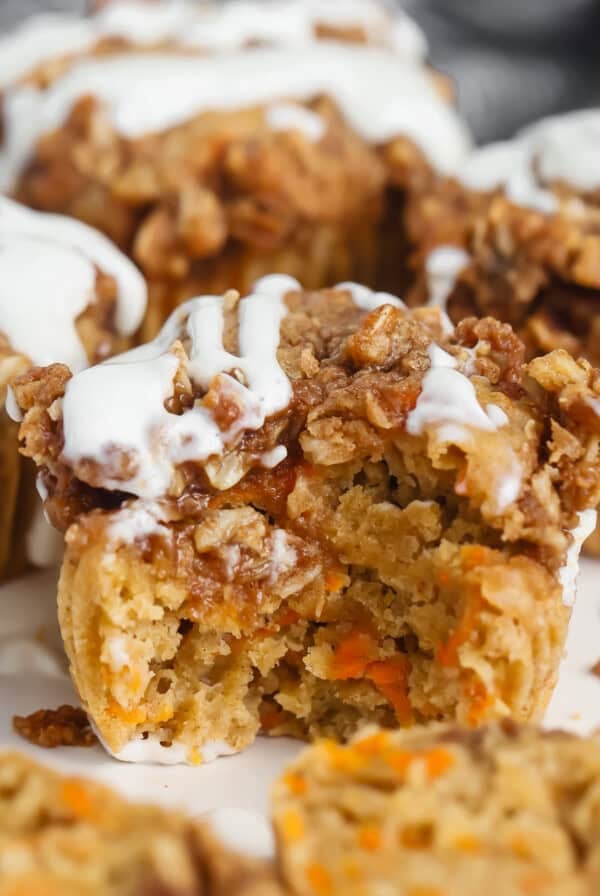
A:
[
  {"xmin": 273, "ymin": 721, "xmax": 600, "ymax": 896},
  {"xmin": 406, "ymin": 110, "xmax": 600, "ymax": 551},
  {"xmin": 0, "ymin": 750, "xmax": 282, "ymax": 895},
  {"xmin": 14, "ymin": 278, "xmax": 600, "ymax": 764},
  {"xmin": 1, "ymin": 1, "xmax": 469, "ymax": 339},
  {"xmin": 0, "ymin": 196, "xmax": 146, "ymax": 581}
]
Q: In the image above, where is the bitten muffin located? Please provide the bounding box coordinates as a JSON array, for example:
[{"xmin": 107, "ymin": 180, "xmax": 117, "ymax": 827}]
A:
[
  {"xmin": 406, "ymin": 110, "xmax": 600, "ymax": 550},
  {"xmin": 0, "ymin": 196, "xmax": 146, "ymax": 581},
  {"xmin": 273, "ymin": 721, "xmax": 600, "ymax": 896},
  {"xmin": 2, "ymin": 1, "xmax": 469, "ymax": 339},
  {"xmin": 0, "ymin": 750, "xmax": 282, "ymax": 896},
  {"xmin": 13, "ymin": 278, "xmax": 600, "ymax": 764}
]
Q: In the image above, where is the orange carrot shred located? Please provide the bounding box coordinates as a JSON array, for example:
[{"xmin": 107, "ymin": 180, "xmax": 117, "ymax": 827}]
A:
[
  {"xmin": 284, "ymin": 772, "xmax": 307, "ymax": 796},
  {"xmin": 60, "ymin": 780, "xmax": 95, "ymax": 820},
  {"xmin": 358, "ymin": 825, "xmax": 381, "ymax": 851},
  {"xmin": 330, "ymin": 631, "xmax": 377, "ymax": 680},
  {"xmin": 436, "ymin": 593, "xmax": 483, "ymax": 668},
  {"xmin": 367, "ymin": 656, "xmax": 412, "ymax": 724},
  {"xmin": 306, "ymin": 863, "xmax": 333, "ymax": 896}
]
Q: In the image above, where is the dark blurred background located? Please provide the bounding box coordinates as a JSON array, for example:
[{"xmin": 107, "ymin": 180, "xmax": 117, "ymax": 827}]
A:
[{"xmin": 3, "ymin": 0, "xmax": 600, "ymax": 142}]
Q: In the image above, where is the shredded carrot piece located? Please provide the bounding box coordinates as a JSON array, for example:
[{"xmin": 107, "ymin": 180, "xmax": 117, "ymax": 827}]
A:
[
  {"xmin": 354, "ymin": 731, "xmax": 391, "ymax": 756},
  {"xmin": 260, "ymin": 702, "xmax": 285, "ymax": 732},
  {"xmin": 436, "ymin": 570, "xmax": 451, "ymax": 587},
  {"xmin": 367, "ymin": 656, "xmax": 412, "ymax": 724},
  {"xmin": 60, "ymin": 780, "xmax": 95, "ymax": 820},
  {"xmin": 106, "ymin": 699, "xmax": 146, "ymax": 725},
  {"xmin": 460, "ymin": 544, "xmax": 492, "ymax": 569},
  {"xmin": 453, "ymin": 834, "xmax": 480, "ymax": 853},
  {"xmin": 306, "ymin": 863, "xmax": 333, "ymax": 896},
  {"xmin": 436, "ymin": 593, "xmax": 483, "ymax": 668},
  {"xmin": 464, "ymin": 678, "xmax": 494, "ymax": 726},
  {"xmin": 358, "ymin": 825, "xmax": 381, "ymax": 851},
  {"xmin": 386, "ymin": 749, "xmax": 413, "ymax": 776},
  {"xmin": 424, "ymin": 747, "xmax": 454, "ymax": 779},
  {"xmin": 281, "ymin": 810, "xmax": 305, "ymax": 842},
  {"xmin": 323, "ymin": 742, "xmax": 366, "ymax": 773},
  {"xmin": 387, "ymin": 747, "xmax": 454, "ymax": 780},
  {"xmin": 330, "ymin": 631, "xmax": 377, "ymax": 680},
  {"xmin": 284, "ymin": 772, "xmax": 307, "ymax": 795},
  {"xmin": 276, "ymin": 608, "xmax": 301, "ymax": 627},
  {"xmin": 324, "ymin": 570, "xmax": 348, "ymax": 593}
]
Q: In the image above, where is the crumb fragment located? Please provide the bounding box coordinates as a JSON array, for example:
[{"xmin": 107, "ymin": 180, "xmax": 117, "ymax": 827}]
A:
[
  {"xmin": 13, "ymin": 705, "xmax": 97, "ymax": 748},
  {"xmin": 590, "ymin": 660, "xmax": 600, "ymax": 678}
]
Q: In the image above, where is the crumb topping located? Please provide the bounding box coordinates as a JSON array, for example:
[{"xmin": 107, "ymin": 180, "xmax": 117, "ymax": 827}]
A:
[{"xmin": 13, "ymin": 704, "xmax": 97, "ymax": 748}]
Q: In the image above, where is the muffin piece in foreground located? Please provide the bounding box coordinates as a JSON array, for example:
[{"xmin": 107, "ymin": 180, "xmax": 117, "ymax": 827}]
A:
[
  {"xmin": 3, "ymin": 2, "xmax": 468, "ymax": 339},
  {"xmin": 406, "ymin": 110, "xmax": 600, "ymax": 552},
  {"xmin": 0, "ymin": 197, "xmax": 146, "ymax": 581},
  {"xmin": 0, "ymin": 751, "xmax": 282, "ymax": 896},
  {"xmin": 14, "ymin": 278, "xmax": 600, "ymax": 763},
  {"xmin": 273, "ymin": 722, "xmax": 600, "ymax": 896}
]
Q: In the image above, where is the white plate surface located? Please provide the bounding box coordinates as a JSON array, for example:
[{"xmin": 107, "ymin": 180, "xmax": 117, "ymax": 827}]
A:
[{"xmin": 1, "ymin": 560, "xmax": 599, "ymax": 854}]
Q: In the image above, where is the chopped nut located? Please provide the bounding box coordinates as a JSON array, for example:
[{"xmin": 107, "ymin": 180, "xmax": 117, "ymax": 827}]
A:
[{"xmin": 13, "ymin": 705, "xmax": 97, "ymax": 749}]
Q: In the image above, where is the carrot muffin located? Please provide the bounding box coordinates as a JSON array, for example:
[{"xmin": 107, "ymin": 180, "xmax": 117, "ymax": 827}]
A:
[
  {"xmin": 0, "ymin": 196, "xmax": 146, "ymax": 581},
  {"xmin": 2, "ymin": 3, "xmax": 469, "ymax": 339},
  {"xmin": 273, "ymin": 721, "xmax": 600, "ymax": 896},
  {"xmin": 406, "ymin": 110, "xmax": 600, "ymax": 550},
  {"xmin": 0, "ymin": 750, "xmax": 282, "ymax": 895},
  {"xmin": 13, "ymin": 278, "xmax": 600, "ymax": 764}
]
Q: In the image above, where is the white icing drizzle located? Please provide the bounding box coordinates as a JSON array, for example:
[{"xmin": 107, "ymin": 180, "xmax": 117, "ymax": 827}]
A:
[
  {"xmin": 560, "ymin": 509, "xmax": 598, "ymax": 608},
  {"xmin": 427, "ymin": 343, "xmax": 457, "ymax": 369},
  {"xmin": 407, "ymin": 342, "xmax": 506, "ymax": 436},
  {"xmin": 179, "ymin": 0, "xmax": 428, "ymax": 58},
  {"xmin": 0, "ymin": 1, "xmax": 427, "ymax": 90},
  {"xmin": 106, "ymin": 502, "xmax": 171, "ymax": 547},
  {"xmin": 108, "ymin": 733, "xmax": 238, "ymax": 766},
  {"xmin": 4, "ymin": 386, "xmax": 22, "ymax": 422},
  {"xmin": 0, "ymin": 198, "xmax": 146, "ymax": 370},
  {"xmin": 0, "ymin": 14, "xmax": 97, "ymax": 88},
  {"xmin": 336, "ymin": 281, "xmax": 407, "ymax": 311},
  {"xmin": 425, "ymin": 246, "xmax": 470, "ymax": 310},
  {"xmin": 269, "ymin": 530, "xmax": 297, "ymax": 582},
  {"xmin": 62, "ymin": 285, "xmax": 292, "ymax": 499},
  {"xmin": 205, "ymin": 808, "xmax": 275, "ymax": 859},
  {"xmin": 265, "ymin": 103, "xmax": 325, "ymax": 141},
  {"xmin": 0, "ymin": 44, "xmax": 470, "ymax": 189},
  {"xmin": 459, "ymin": 111, "xmax": 600, "ymax": 214}
]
